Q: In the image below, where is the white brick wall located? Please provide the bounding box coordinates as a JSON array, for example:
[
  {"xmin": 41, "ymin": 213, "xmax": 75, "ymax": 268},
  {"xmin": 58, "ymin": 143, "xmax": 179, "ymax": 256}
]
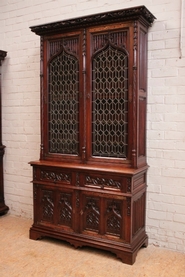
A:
[{"xmin": 0, "ymin": 0, "xmax": 185, "ymax": 253}]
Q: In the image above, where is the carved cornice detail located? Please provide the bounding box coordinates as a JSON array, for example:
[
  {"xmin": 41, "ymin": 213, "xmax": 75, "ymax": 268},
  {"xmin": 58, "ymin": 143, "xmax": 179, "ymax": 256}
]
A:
[{"xmin": 30, "ymin": 6, "xmax": 155, "ymax": 36}]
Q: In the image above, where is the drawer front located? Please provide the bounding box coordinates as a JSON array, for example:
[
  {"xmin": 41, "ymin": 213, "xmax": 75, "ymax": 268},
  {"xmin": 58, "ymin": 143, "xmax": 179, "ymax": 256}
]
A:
[
  {"xmin": 81, "ymin": 172, "xmax": 131, "ymax": 193},
  {"xmin": 33, "ymin": 166, "xmax": 72, "ymax": 185}
]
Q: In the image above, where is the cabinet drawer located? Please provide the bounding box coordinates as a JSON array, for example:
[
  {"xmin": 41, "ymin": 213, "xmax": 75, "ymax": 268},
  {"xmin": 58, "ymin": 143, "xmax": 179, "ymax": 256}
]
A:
[
  {"xmin": 33, "ymin": 167, "xmax": 72, "ymax": 185},
  {"xmin": 82, "ymin": 172, "xmax": 131, "ymax": 193}
]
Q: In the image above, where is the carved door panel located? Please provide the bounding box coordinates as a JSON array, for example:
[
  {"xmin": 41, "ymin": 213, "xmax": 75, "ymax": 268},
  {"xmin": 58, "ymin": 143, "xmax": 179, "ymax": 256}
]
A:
[
  {"xmin": 56, "ymin": 189, "xmax": 75, "ymax": 231},
  {"xmin": 80, "ymin": 192, "xmax": 101, "ymax": 235},
  {"xmin": 34, "ymin": 184, "xmax": 76, "ymax": 232},
  {"xmin": 42, "ymin": 30, "xmax": 84, "ymax": 162},
  {"xmin": 104, "ymin": 197, "xmax": 126, "ymax": 241},
  {"xmin": 79, "ymin": 191, "xmax": 126, "ymax": 241},
  {"xmin": 34, "ymin": 184, "xmax": 55, "ymax": 226},
  {"xmin": 86, "ymin": 24, "xmax": 132, "ymax": 165}
]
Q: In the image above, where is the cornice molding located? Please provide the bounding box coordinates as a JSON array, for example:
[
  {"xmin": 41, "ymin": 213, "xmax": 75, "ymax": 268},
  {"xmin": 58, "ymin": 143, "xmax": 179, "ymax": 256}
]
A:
[{"xmin": 30, "ymin": 5, "xmax": 156, "ymax": 36}]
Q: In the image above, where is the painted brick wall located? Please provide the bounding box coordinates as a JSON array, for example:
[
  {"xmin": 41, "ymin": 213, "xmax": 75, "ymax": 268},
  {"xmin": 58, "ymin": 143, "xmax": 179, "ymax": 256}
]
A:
[{"xmin": 0, "ymin": 0, "xmax": 185, "ymax": 253}]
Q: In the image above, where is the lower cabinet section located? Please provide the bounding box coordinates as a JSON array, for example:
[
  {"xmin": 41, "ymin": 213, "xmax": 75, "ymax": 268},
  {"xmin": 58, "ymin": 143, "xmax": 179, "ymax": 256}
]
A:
[{"xmin": 30, "ymin": 162, "xmax": 148, "ymax": 265}]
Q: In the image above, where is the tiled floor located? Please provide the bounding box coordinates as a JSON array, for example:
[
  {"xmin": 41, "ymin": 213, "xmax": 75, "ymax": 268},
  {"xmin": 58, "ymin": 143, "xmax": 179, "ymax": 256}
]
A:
[{"xmin": 0, "ymin": 214, "xmax": 185, "ymax": 277}]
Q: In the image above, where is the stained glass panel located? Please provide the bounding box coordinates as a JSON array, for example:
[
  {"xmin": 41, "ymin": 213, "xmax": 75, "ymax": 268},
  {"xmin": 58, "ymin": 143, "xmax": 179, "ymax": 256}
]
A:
[
  {"xmin": 48, "ymin": 51, "xmax": 79, "ymax": 154},
  {"xmin": 92, "ymin": 45, "xmax": 128, "ymax": 158}
]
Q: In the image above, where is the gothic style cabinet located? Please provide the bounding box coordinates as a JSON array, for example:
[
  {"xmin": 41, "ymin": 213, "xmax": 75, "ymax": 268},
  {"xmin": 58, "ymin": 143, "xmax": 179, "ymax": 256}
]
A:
[
  {"xmin": 29, "ymin": 6, "xmax": 155, "ymax": 264},
  {"xmin": 0, "ymin": 50, "xmax": 9, "ymax": 215}
]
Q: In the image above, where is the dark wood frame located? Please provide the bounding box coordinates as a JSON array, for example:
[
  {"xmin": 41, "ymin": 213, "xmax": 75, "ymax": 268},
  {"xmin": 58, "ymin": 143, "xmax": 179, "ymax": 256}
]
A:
[{"xmin": 0, "ymin": 50, "xmax": 9, "ymax": 215}]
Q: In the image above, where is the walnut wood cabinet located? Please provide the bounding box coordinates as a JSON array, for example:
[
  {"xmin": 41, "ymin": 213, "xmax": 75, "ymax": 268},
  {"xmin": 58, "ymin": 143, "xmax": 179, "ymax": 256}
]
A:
[
  {"xmin": 0, "ymin": 50, "xmax": 9, "ymax": 215},
  {"xmin": 29, "ymin": 6, "xmax": 155, "ymax": 264}
]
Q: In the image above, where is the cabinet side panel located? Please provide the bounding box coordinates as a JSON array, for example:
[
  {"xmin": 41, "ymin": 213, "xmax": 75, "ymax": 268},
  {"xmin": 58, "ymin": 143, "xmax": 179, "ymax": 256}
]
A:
[
  {"xmin": 81, "ymin": 194, "xmax": 101, "ymax": 233},
  {"xmin": 138, "ymin": 27, "xmax": 147, "ymax": 165},
  {"xmin": 138, "ymin": 97, "xmax": 146, "ymax": 157},
  {"xmin": 139, "ymin": 28, "xmax": 147, "ymax": 92},
  {"xmin": 132, "ymin": 191, "xmax": 146, "ymax": 237}
]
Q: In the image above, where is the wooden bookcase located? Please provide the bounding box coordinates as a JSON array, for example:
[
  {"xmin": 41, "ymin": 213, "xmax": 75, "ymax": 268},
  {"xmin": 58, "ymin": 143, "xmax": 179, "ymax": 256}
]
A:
[{"xmin": 29, "ymin": 6, "xmax": 155, "ymax": 264}]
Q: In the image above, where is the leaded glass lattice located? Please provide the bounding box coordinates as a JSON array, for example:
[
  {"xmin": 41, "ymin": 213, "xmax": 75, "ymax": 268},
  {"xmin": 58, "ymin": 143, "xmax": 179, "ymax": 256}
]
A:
[
  {"xmin": 92, "ymin": 45, "xmax": 128, "ymax": 158},
  {"xmin": 48, "ymin": 51, "xmax": 79, "ymax": 154}
]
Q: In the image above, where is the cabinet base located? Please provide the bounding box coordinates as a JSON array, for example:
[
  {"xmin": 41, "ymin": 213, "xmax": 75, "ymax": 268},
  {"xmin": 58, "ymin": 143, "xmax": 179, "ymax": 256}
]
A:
[
  {"xmin": 29, "ymin": 225, "xmax": 148, "ymax": 265},
  {"xmin": 0, "ymin": 203, "xmax": 9, "ymax": 215}
]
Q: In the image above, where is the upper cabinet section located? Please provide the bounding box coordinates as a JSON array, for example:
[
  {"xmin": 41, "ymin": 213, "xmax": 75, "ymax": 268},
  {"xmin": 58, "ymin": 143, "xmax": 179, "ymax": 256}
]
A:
[{"xmin": 30, "ymin": 6, "xmax": 155, "ymax": 169}]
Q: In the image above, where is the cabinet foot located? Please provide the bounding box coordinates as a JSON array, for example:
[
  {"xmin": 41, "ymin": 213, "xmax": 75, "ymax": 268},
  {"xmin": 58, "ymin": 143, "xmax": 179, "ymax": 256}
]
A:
[
  {"xmin": 0, "ymin": 204, "xmax": 9, "ymax": 216},
  {"xmin": 142, "ymin": 237, "xmax": 148, "ymax": 248},
  {"xmin": 29, "ymin": 227, "xmax": 43, "ymax": 240},
  {"xmin": 115, "ymin": 251, "xmax": 136, "ymax": 265}
]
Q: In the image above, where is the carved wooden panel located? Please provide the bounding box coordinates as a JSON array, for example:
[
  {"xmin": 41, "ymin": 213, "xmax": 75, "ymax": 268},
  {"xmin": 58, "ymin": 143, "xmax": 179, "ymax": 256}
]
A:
[
  {"xmin": 40, "ymin": 169, "xmax": 71, "ymax": 184},
  {"xmin": 49, "ymin": 36, "xmax": 80, "ymax": 59},
  {"xmin": 139, "ymin": 29, "xmax": 147, "ymax": 92},
  {"xmin": 85, "ymin": 174, "xmax": 121, "ymax": 190},
  {"xmin": 58, "ymin": 192, "xmax": 73, "ymax": 227},
  {"xmin": 139, "ymin": 96, "xmax": 146, "ymax": 157},
  {"xmin": 40, "ymin": 189, "xmax": 54, "ymax": 223},
  {"xmin": 92, "ymin": 30, "xmax": 128, "ymax": 54},
  {"xmin": 105, "ymin": 199, "xmax": 123, "ymax": 237},
  {"xmin": 133, "ymin": 173, "xmax": 146, "ymax": 190},
  {"xmin": 132, "ymin": 192, "xmax": 146, "ymax": 237},
  {"xmin": 81, "ymin": 195, "xmax": 100, "ymax": 233}
]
